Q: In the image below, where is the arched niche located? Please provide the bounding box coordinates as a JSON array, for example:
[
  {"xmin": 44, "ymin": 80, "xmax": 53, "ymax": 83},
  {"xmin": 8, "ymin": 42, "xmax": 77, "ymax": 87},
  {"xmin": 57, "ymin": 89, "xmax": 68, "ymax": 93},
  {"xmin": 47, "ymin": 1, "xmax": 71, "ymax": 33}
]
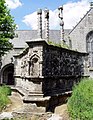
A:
[
  {"xmin": 86, "ymin": 31, "xmax": 93, "ymax": 67},
  {"xmin": 29, "ymin": 54, "xmax": 40, "ymax": 77}
]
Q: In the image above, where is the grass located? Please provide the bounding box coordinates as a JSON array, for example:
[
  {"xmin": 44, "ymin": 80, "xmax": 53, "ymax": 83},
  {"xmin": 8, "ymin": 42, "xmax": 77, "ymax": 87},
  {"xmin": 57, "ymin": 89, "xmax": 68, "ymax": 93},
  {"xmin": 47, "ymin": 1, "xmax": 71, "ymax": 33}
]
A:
[
  {"xmin": 0, "ymin": 85, "xmax": 11, "ymax": 112},
  {"xmin": 68, "ymin": 78, "xmax": 93, "ymax": 120},
  {"xmin": 48, "ymin": 40, "xmax": 70, "ymax": 49}
]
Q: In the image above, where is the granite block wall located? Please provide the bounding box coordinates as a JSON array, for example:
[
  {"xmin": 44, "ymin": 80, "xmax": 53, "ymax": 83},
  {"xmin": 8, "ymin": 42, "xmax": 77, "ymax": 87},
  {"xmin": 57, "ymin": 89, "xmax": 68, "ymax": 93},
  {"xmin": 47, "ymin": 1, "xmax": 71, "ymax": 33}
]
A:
[{"xmin": 14, "ymin": 40, "xmax": 88, "ymax": 102}]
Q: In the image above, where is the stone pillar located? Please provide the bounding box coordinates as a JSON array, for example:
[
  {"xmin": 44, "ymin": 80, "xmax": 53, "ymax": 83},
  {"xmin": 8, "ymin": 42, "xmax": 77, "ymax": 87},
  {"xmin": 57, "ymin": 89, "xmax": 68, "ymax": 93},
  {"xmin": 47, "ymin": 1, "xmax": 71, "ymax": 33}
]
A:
[
  {"xmin": 44, "ymin": 8, "xmax": 49, "ymax": 41},
  {"xmin": 37, "ymin": 9, "xmax": 42, "ymax": 39},
  {"xmin": 90, "ymin": 2, "xmax": 93, "ymax": 8},
  {"xmin": 58, "ymin": 6, "xmax": 65, "ymax": 45}
]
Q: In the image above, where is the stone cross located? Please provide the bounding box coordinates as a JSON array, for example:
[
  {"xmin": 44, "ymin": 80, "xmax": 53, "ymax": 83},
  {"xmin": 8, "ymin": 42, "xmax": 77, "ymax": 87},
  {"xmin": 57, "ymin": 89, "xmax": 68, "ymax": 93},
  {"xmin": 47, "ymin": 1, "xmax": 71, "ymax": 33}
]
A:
[
  {"xmin": 58, "ymin": 6, "xmax": 65, "ymax": 45},
  {"xmin": 44, "ymin": 8, "xmax": 49, "ymax": 41},
  {"xmin": 37, "ymin": 9, "xmax": 42, "ymax": 39}
]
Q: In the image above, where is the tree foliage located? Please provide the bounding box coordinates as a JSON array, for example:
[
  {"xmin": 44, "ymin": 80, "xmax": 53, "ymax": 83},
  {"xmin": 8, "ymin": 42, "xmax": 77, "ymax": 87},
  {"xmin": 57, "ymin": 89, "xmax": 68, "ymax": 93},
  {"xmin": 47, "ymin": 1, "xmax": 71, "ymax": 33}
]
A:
[{"xmin": 0, "ymin": 0, "xmax": 16, "ymax": 56}]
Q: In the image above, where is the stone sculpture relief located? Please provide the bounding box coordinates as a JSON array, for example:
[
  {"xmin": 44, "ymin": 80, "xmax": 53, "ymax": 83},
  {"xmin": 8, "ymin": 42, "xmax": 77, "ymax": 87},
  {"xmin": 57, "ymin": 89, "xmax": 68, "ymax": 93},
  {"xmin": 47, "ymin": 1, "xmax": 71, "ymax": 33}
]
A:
[
  {"xmin": 29, "ymin": 54, "xmax": 40, "ymax": 77},
  {"xmin": 20, "ymin": 53, "xmax": 40, "ymax": 78},
  {"xmin": 21, "ymin": 56, "xmax": 28, "ymax": 77}
]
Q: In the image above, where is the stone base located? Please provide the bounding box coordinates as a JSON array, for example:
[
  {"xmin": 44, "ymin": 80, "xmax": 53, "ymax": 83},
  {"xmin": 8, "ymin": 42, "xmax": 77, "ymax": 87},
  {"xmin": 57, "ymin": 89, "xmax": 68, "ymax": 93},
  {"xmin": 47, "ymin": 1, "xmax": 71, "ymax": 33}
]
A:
[
  {"xmin": 11, "ymin": 86, "xmax": 71, "ymax": 113},
  {"xmin": 23, "ymin": 95, "xmax": 51, "ymax": 112},
  {"xmin": 14, "ymin": 103, "xmax": 47, "ymax": 113},
  {"xmin": 12, "ymin": 110, "xmax": 52, "ymax": 120},
  {"xmin": 12, "ymin": 86, "xmax": 51, "ymax": 112}
]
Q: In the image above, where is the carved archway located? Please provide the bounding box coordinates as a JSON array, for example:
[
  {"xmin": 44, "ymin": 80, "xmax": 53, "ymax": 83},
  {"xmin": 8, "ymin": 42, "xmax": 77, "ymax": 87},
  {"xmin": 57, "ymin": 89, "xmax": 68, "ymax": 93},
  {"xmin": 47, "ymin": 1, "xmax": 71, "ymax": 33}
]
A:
[
  {"xmin": 29, "ymin": 54, "xmax": 40, "ymax": 77},
  {"xmin": 1, "ymin": 63, "xmax": 14, "ymax": 85}
]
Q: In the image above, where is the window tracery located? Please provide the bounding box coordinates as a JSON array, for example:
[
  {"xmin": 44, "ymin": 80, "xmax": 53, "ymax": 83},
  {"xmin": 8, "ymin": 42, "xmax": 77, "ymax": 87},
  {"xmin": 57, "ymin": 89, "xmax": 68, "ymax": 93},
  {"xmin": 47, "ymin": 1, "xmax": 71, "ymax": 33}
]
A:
[{"xmin": 86, "ymin": 31, "xmax": 93, "ymax": 67}]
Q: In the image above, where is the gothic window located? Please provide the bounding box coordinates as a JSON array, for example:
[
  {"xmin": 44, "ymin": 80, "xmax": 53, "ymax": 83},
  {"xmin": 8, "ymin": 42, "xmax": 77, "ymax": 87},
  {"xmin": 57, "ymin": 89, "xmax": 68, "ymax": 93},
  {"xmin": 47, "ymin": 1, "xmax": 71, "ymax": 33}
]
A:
[{"xmin": 86, "ymin": 31, "xmax": 93, "ymax": 67}]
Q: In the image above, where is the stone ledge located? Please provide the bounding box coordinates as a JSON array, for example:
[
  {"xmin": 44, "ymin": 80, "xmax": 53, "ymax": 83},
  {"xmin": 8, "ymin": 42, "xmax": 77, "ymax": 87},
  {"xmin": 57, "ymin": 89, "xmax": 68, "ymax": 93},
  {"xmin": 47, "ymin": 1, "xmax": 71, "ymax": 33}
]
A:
[
  {"xmin": 23, "ymin": 96, "xmax": 50, "ymax": 102},
  {"xmin": 12, "ymin": 86, "xmax": 28, "ymax": 96},
  {"xmin": 89, "ymin": 67, "xmax": 93, "ymax": 71}
]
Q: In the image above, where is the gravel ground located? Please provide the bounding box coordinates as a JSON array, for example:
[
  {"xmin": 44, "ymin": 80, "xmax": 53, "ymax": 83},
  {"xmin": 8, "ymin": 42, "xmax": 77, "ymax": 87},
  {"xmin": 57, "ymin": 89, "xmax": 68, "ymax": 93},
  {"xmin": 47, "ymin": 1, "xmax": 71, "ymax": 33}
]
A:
[
  {"xmin": 0, "ymin": 112, "xmax": 13, "ymax": 119},
  {"xmin": 5, "ymin": 91, "xmax": 23, "ymax": 112},
  {"xmin": 1, "ymin": 92, "xmax": 70, "ymax": 120}
]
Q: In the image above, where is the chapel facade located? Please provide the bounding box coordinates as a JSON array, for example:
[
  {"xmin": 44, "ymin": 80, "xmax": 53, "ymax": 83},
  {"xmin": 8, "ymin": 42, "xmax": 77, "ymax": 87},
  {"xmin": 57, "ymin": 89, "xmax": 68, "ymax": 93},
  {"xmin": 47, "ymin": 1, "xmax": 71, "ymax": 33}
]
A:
[{"xmin": 69, "ymin": 3, "xmax": 93, "ymax": 77}]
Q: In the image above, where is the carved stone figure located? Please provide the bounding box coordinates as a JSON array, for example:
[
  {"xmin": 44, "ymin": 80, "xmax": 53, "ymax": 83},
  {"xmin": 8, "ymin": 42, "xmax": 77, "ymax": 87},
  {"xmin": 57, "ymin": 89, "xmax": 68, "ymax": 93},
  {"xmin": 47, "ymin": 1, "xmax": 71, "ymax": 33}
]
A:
[{"xmin": 29, "ymin": 55, "xmax": 40, "ymax": 77}]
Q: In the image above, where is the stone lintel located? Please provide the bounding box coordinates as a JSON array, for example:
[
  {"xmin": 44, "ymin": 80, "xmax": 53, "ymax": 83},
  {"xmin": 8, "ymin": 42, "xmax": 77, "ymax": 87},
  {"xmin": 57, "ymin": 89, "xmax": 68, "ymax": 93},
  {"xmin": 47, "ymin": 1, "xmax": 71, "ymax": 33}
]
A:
[
  {"xmin": 14, "ymin": 75, "xmax": 44, "ymax": 81},
  {"xmin": 23, "ymin": 96, "xmax": 50, "ymax": 102},
  {"xmin": 25, "ymin": 75, "xmax": 44, "ymax": 79}
]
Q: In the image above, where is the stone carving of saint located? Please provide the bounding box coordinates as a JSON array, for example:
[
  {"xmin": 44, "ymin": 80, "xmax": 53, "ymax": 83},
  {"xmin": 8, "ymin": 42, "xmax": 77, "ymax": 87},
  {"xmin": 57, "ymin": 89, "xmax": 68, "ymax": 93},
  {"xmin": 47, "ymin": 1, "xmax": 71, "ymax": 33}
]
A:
[{"xmin": 30, "ymin": 57, "xmax": 39, "ymax": 77}]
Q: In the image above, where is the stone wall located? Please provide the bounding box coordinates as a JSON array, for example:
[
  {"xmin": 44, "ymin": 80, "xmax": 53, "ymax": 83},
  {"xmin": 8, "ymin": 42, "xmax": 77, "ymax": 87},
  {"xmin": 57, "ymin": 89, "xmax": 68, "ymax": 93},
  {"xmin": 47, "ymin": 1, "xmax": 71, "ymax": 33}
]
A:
[
  {"xmin": 68, "ymin": 7, "xmax": 93, "ymax": 77},
  {"xmin": 69, "ymin": 8, "xmax": 93, "ymax": 53},
  {"xmin": 42, "ymin": 44, "xmax": 88, "ymax": 96},
  {"xmin": 14, "ymin": 39, "xmax": 88, "ymax": 111},
  {"xmin": 43, "ymin": 46, "xmax": 84, "ymax": 77}
]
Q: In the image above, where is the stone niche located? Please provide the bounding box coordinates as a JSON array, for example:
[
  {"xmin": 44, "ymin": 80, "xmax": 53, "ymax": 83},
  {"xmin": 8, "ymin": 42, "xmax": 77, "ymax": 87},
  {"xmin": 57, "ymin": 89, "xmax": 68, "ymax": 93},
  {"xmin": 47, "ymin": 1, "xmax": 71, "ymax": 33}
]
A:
[
  {"xmin": 14, "ymin": 39, "xmax": 89, "ymax": 112},
  {"xmin": 29, "ymin": 54, "xmax": 40, "ymax": 77}
]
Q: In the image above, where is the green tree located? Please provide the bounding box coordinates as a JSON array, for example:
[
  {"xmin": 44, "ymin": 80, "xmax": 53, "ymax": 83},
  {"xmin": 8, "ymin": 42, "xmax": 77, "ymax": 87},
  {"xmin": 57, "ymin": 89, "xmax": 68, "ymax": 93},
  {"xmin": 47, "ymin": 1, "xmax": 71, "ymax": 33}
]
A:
[{"xmin": 0, "ymin": 0, "xmax": 16, "ymax": 56}]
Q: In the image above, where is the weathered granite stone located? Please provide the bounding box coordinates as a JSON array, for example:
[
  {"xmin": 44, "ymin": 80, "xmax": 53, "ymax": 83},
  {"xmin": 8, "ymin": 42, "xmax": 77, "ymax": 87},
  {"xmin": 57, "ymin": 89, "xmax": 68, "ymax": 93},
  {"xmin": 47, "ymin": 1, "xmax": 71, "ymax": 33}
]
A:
[
  {"xmin": 44, "ymin": 8, "xmax": 49, "ymax": 41},
  {"xmin": 12, "ymin": 111, "xmax": 52, "ymax": 120},
  {"xmin": 14, "ymin": 39, "xmax": 88, "ymax": 112},
  {"xmin": 37, "ymin": 9, "xmax": 42, "ymax": 39},
  {"xmin": 58, "ymin": 6, "xmax": 64, "ymax": 44}
]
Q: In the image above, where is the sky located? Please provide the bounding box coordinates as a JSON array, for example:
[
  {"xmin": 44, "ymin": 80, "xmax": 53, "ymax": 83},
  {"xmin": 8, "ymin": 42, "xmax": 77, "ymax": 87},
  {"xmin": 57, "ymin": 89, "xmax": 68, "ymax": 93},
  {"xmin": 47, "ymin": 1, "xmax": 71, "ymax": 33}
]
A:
[{"xmin": 5, "ymin": 0, "xmax": 92, "ymax": 30}]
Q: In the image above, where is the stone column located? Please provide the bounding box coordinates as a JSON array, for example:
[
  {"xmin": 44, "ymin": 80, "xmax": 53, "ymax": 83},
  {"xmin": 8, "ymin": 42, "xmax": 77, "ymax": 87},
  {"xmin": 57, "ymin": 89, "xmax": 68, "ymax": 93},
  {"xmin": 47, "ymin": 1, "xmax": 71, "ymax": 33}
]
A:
[
  {"xmin": 37, "ymin": 9, "xmax": 42, "ymax": 39},
  {"xmin": 58, "ymin": 6, "xmax": 65, "ymax": 45},
  {"xmin": 44, "ymin": 8, "xmax": 49, "ymax": 41},
  {"xmin": 90, "ymin": 2, "xmax": 93, "ymax": 8}
]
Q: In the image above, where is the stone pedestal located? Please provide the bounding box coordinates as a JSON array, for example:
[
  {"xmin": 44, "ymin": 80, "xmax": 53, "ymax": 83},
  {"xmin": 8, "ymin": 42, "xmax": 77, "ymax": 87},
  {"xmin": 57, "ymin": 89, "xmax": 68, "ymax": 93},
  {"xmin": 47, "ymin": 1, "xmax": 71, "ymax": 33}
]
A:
[{"xmin": 14, "ymin": 39, "xmax": 89, "ymax": 112}]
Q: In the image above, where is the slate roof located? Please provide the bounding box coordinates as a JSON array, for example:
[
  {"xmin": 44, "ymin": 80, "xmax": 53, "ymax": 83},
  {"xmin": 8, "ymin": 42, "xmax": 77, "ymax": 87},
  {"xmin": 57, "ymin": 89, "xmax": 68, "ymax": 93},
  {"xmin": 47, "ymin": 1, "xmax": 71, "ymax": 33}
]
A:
[{"xmin": 10, "ymin": 29, "xmax": 70, "ymax": 48}]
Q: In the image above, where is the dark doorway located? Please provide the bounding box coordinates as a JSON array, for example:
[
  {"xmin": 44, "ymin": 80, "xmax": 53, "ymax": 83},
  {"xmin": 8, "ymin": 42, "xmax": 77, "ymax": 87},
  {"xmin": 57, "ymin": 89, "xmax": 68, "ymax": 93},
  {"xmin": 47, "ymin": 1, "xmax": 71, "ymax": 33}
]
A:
[
  {"xmin": 8, "ymin": 73, "xmax": 14, "ymax": 85},
  {"xmin": 1, "ymin": 64, "xmax": 14, "ymax": 85}
]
